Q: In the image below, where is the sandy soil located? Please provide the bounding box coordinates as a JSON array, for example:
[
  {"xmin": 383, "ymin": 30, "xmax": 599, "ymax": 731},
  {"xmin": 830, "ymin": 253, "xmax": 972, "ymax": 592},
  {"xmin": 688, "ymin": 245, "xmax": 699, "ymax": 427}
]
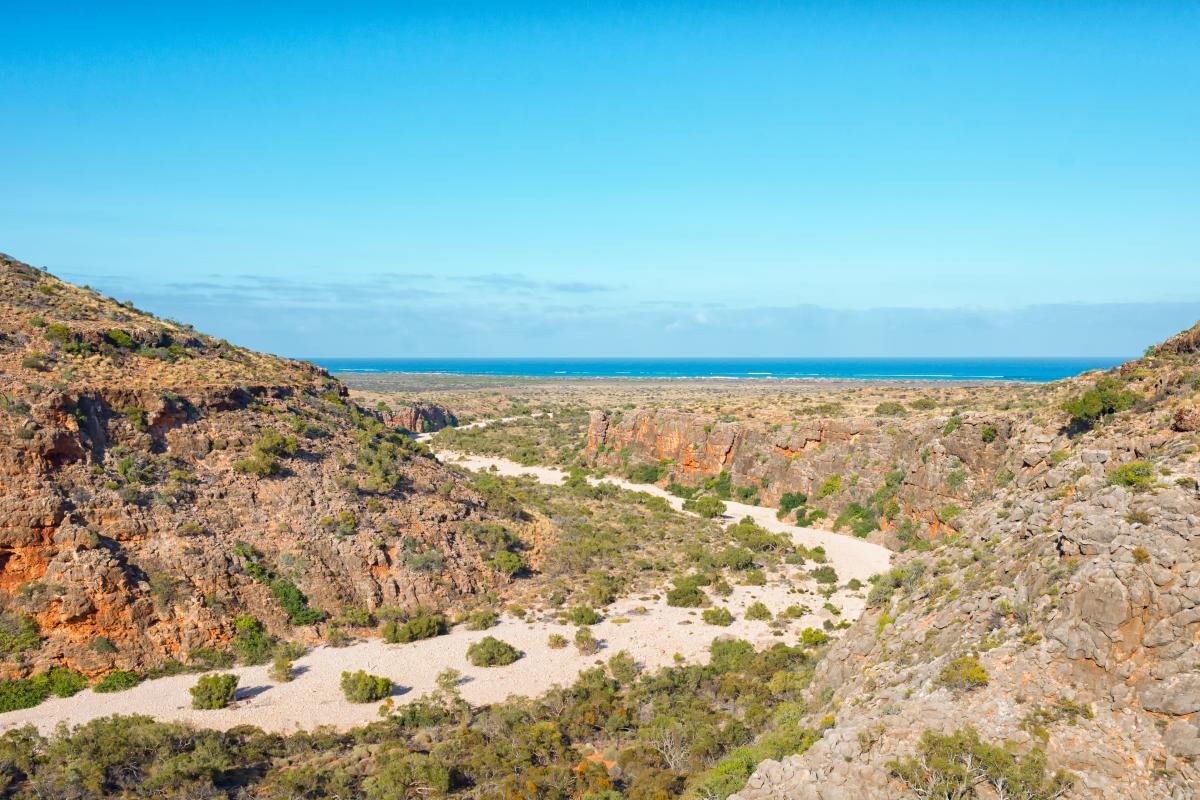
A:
[{"xmin": 1, "ymin": 425, "xmax": 890, "ymax": 735}]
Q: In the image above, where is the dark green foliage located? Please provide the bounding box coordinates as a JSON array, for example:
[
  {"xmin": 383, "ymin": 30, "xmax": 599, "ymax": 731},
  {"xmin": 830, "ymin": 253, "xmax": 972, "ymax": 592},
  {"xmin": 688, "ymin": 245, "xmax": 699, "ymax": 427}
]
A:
[
  {"xmin": 466, "ymin": 636, "xmax": 521, "ymax": 667},
  {"xmin": 566, "ymin": 606, "xmax": 602, "ymax": 626},
  {"xmin": 683, "ymin": 494, "xmax": 727, "ymax": 518},
  {"xmin": 189, "ymin": 673, "xmax": 239, "ymax": 709},
  {"xmin": 625, "ymin": 461, "xmax": 664, "ymax": 484},
  {"xmin": 888, "ymin": 728, "xmax": 1073, "ymax": 799},
  {"xmin": 232, "ymin": 615, "xmax": 273, "ymax": 665},
  {"xmin": 93, "ymin": 670, "xmax": 142, "ymax": 693},
  {"xmin": 382, "ymin": 613, "xmax": 448, "ymax": 644},
  {"xmin": 702, "ymin": 470, "xmax": 734, "ymax": 499},
  {"xmin": 980, "ymin": 424, "xmax": 998, "ymax": 442},
  {"xmin": 832, "ymin": 502, "xmax": 878, "ymax": 537},
  {"xmin": 105, "ymin": 328, "xmax": 135, "ymax": 348},
  {"xmin": 666, "ymin": 575, "xmax": 709, "ymax": 607},
  {"xmin": 0, "ymin": 667, "xmax": 80, "ymax": 712},
  {"xmin": 489, "ymin": 549, "xmax": 526, "ymax": 576},
  {"xmin": 271, "ymin": 579, "xmax": 326, "ymax": 625},
  {"xmin": 810, "ymin": 565, "xmax": 839, "ymax": 585},
  {"xmin": 234, "ymin": 430, "xmax": 299, "ymax": 476},
  {"xmin": 745, "ymin": 602, "xmax": 772, "ymax": 621},
  {"xmin": 942, "ymin": 414, "xmax": 962, "ymax": 436},
  {"xmin": 777, "ymin": 491, "xmax": 808, "ymax": 519},
  {"xmin": 340, "ymin": 670, "xmax": 393, "ymax": 702},
  {"xmin": 718, "ymin": 546, "xmax": 756, "ymax": 570},
  {"xmin": 1062, "ymin": 376, "xmax": 1137, "ymax": 431},
  {"xmin": 463, "ymin": 608, "xmax": 498, "ymax": 630}
]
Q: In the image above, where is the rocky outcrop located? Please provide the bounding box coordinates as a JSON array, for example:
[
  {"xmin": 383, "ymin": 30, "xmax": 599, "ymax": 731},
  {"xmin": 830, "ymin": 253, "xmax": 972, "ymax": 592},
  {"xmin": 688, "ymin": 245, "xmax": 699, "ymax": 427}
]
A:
[
  {"xmin": 725, "ymin": 346, "xmax": 1200, "ymax": 796},
  {"xmin": 385, "ymin": 401, "xmax": 458, "ymax": 434},
  {"xmin": 586, "ymin": 407, "xmax": 1024, "ymax": 537},
  {"xmin": 0, "ymin": 255, "xmax": 505, "ymax": 676}
]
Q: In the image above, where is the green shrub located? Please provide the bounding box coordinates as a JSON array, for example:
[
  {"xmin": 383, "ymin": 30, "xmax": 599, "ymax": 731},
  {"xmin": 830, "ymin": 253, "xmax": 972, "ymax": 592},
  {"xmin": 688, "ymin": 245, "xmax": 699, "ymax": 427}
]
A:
[
  {"xmin": 810, "ymin": 566, "xmax": 839, "ymax": 585},
  {"xmin": 740, "ymin": 568, "xmax": 767, "ymax": 586},
  {"xmin": 745, "ymin": 602, "xmax": 772, "ymax": 621},
  {"xmin": 93, "ymin": 670, "xmax": 141, "ymax": 693},
  {"xmin": 666, "ymin": 576, "xmax": 709, "ymax": 608},
  {"xmin": 777, "ymin": 491, "xmax": 808, "ymax": 519},
  {"xmin": 489, "ymin": 550, "xmax": 526, "ymax": 576},
  {"xmin": 383, "ymin": 613, "xmax": 448, "ymax": 644},
  {"xmin": 0, "ymin": 677, "xmax": 49, "ymax": 712},
  {"xmin": 105, "ymin": 329, "xmax": 135, "ymax": 348},
  {"xmin": 467, "ymin": 636, "xmax": 521, "ymax": 667},
  {"xmin": 574, "ymin": 627, "xmax": 600, "ymax": 655},
  {"xmin": 1107, "ymin": 460, "xmax": 1155, "ymax": 492},
  {"xmin": 911, "ymin": 398, "xmax": 937, "ymax": 410},
  {"xmin": 718, "ymin": 546, "xmax": 756, "ymax": 570},
  {"xmin": 625, "ymin": 462, "xmax": 663, "ymax": 484},
  {"xmin": 816, "ymin": 474, "xmax": 841, "ymax": 499},
  {"xmin": 45, "ymin": 667, "xmax": 88, "ymax": 698},
  {"xmin": 874, "ymin": 401, "xmax": 906, "ymax": 416},
  {"xmin": 270, "ymin": 579, "xmax": 325, "ymax": 624},
  {"xmin": 936, "ymin": 655, "xmax": 989, "ymax": 690},
  {"xmin": 463, "ymin": 608, "xmax": 498, "ymax": 630},
  {"xmin": 269, "ymin": 650, "xmax": 295, "ymax": 683},
  {"xmin": 683, "ymin": 495, "xmax": 727, "ymax": 518},
  {"xmin": 1062, "ymin": 376, "xmax": 1137, "ymax": 431},
  {"xmin": 566, "ymin": 606, "xmax": 602, "ymax": 626},
  {"xmin": 547, "ymin": 633, "xmax": 568, "ymax": 649},
  {"xmin": 799, "ymin": 628, "xmax": 829, "ymax": 647},
  {"xmin": 702, "ymin": 608, "xmax": 734, "ymax": 626},
  {"xmin": 341, "ymin": 670, "xmax": 393, "ymax": 702},
  {"xmin": 190, "ymin": 673, "xmax": 239, "ymax": 710},
  {"xmin": 942, "ymin": 414, "xmax": 962, "ymax": 436},
  {"xmin": 980, "ymin": 425, "xmax": 998, "ymax": 442},
  {"xmin": 364, "ymin": 753, "xmax": 453, "ymax": 799},
  {"xmin": 232, "ymin": 615, "xmax": 273, "ymax": 665},
  {"xmin": 0, "ymin": 612, "xmax": 41, "ymax": 655}
]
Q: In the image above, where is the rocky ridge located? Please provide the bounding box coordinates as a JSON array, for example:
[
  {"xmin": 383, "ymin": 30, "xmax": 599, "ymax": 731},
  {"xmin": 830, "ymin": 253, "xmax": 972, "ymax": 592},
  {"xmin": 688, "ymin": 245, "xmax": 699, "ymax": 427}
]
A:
[{"xmin": 0, "ymin": 254, "xmax": 507, "ymax": 677}]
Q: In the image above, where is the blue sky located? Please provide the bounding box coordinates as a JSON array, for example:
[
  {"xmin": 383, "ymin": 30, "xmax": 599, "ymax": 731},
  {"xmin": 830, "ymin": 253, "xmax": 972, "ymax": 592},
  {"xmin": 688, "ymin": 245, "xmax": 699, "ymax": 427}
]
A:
[{"xmin": 1, "ymin": 2, "xmax": 1197, "ymax": 357}]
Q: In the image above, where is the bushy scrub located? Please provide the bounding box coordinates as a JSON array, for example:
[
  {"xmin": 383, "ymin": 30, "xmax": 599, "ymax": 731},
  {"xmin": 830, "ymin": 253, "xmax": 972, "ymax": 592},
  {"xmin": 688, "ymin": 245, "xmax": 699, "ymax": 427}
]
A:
[
  {"xmin": 0, "ymin": 612, "xmax": 41, "ymax": 656},
  {"xmin": 93, "ymin": 669, "xmax": 141, "ymax": 693},
  {"xmin": 190, "ymin": 673, "xmax": 239, "ymax": 710},
  {"xmin": 489, "ymin": 550, "xmax": 526, "ymax": 576},
  {"xmin": 547, "ymin": 633, "xmax": 568, "ymax": 649},
  {"xmin": 745, "ymin": 602, "xmax": 772, "ymax": 621},
  {"xmin": 666, "ymin": 576, "xmax": 709, "ymax": 608},
  {"xmin": 467, "ymin": 636, "xmax": 521, "ymax": 667},
  {"xmin": 936, "ymin": 655, "xmax": 989, "ymax": 690},
  {"xmin": 341, "ymin": 670, "xmax": 393, "ymax": 702},
  {"xmin": 566, "ymin": 606, "xmax": 602, "ymax": 625},
  {"xmin": 1107, "ymin": 460, "xmax": 1155, "ymax": 491},
  {"xmin": 810, "ymin": 566, "xmax": 839, "ymax": 585},
  {"xmin": 463, "ymin": 608, "xmax": 498, "ymax": 631},
  {"xmin": 1062, "ymin": 376, "xmax": 1137, "ymax": 431},
  {"xmin": 232, "ymin": 615, "xmax": 273, "ymax": 664},
  {"xmin": 573, "ymin": 627, "xmax": 601, "ymax": 655},
  {"xmin": 683, "ymin": 494, "xmax": 727, "ymax": 518},
  {"xmin": 888, "ymin": 728, "xmax": 1073, "ymax": 799},
  {"xmin": 383, "ymin": 612, "xmax": 448, "ymax": 644},
  {"xmin": 703, "ymin": 608, "xmax": 734, "ymax": 626}
]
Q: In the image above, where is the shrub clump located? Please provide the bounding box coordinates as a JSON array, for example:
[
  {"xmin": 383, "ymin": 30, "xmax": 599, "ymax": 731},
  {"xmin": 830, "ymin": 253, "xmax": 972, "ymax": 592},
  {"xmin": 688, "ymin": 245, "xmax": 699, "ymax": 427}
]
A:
[
  {"xmin": 1062, "ymin": 376, "xmax": 1137, "ymax": 431},
  {"xmin": 573, "ymin": 627, "xmax": 600, "ymax": 655},
  {"xmin": 341, "ymin": 670, "xmax": 393, "ymax": 702},
  {"xmin": 466, "ymin": 636, "xmax": 521, "ymax": 667},
  {"xmin": 566, "ymin": 606, "xmax": 602, "ymax": 626},
  {"xmin": 936, "ymin": 655, "xmax": 989, "ymax": 691},
  {"xmin": 683, "ymin": 495, "xmax": 727, "ymax": 519},
  {"xmin": 93, "ymin": 670, "xmax": 141, "ymax": 693},
  {"xmin": 745, "ymin": 602, "xmax": 772, "ymax": 621},
  {"xmin": 666, "ymin": 576, "xmax": 709, "ymax": 608},
  {"xmin": 383, "ymin": 612, "xmax": 448, "ymax": 644},
  {"xmin": 702, "ymin": 608, "xmax": 734, "ymax": 626},
  {"xmin": 1106, "ymin": 460, "xmax": 1156, "ymax": 492},
  {"xmin": 190, "ymin": 673, "xmax": 239, "ymax": 709}
]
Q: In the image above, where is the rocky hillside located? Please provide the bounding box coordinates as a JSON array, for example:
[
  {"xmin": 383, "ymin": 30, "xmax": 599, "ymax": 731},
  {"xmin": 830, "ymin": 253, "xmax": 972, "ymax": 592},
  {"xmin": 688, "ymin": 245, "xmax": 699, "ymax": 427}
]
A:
[
  {"xmin": 0, "ymin": 254, "xmax": 507, "ymax": 678},
  {"xmin": 720, "ymin": 331, "xmax": 1200, "ymax": 797}
]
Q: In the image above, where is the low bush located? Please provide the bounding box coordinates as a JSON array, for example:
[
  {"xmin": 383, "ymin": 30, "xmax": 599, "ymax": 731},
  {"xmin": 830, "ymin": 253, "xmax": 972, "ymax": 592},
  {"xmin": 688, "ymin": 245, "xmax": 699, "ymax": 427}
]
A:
[
  {"xmin": 463, "ymin": 608, "xmax": 498, "ymax": 631},
  {"xmin": 574, "ymin": 627, "xmax": 600, "ymax": 655},
  {"xmin": 489, "ymin": 550, "xmax": 525, "ymax": 576},
  {"xmin": 190, "ymin": 673, "xmax": 239, "ymax": 709},
  {"xmin": 874, "ymin": 401, "xmax": 906, "ymax": 416},
  {"xmin": 1107, "ymin": 460, "xmax": 1155, "ymax": 491},
  {"xmin": 810, "ymin": 566, "xmax": 839, "ymax": 585},
  {"xmin": 232, "ymin": 615, "xmax": 273, "ymax": 665},
  {"xmin": 93, "ymin": 670, "xmax": 141, "ymax": 693},
  {"xmin": 1063, "ymin": 376, "xmax": 1137, "ymax": 432},
  {"xmin": 702, "ymin": 608, "xmax": 734, "ymax": 626},
  {"xmin": 467, "ymin": 636, "xmax": 521, "ymax": 667},
  {"xmin": 341, "ymin": 670, "xmax": 393, "ymax": 702},
  {"xmin": 936, "ymin": 655, "xmax": 989, "ymax": 690},
  {"xmin": 566, "ymin": 606, "xmax": 602, "ymax": 626},
  {"xmin": 666, "ymin": 576, "xmax": 709, "ymax": 608},
  {"xmin": 547, "ymin": 633, "xmax": 568, "ymax": 649},
  {"xmin": 383, "ymin": 612, "xmax": 448, "ymax": 644},
  {"xmin": 745, "ymin": 602, "xmax": 772, "ymax": 621},
  {"xmin": 683, "ymin": 495, "xmax": 727, "ymax": 519},
  {"xmin": 0, "ymin": 678, "xmax": 50, "ymax": 712}
]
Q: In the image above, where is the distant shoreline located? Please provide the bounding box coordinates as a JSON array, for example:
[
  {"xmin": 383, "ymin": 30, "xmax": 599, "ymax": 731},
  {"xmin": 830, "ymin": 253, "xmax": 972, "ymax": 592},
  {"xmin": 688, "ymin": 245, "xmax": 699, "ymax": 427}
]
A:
[{"xmin": 311, "ymin": 356, "xmax": 1123, "ymax": 384}]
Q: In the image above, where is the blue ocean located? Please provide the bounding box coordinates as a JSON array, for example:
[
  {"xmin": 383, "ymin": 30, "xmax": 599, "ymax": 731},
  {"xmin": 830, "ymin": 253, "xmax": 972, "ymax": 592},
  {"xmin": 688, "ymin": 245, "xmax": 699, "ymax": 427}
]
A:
[{"xmin": 312, "ymin": 357, "xmax": 1125, "ymax": 382}]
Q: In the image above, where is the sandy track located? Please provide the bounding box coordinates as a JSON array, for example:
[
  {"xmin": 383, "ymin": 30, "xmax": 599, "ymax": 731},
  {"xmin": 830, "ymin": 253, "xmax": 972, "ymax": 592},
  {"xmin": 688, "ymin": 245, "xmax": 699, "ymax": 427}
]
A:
[{"xmin": 2, "ymin": 421, "xmax": 889, "ymax": 735}]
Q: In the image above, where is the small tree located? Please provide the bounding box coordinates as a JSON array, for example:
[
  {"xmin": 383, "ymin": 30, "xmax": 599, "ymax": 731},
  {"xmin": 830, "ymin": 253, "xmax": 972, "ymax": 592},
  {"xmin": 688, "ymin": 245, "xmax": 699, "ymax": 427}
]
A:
[{"xmin": 190, "ymin": 673, "xmax": 239, "ymax": 709}]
